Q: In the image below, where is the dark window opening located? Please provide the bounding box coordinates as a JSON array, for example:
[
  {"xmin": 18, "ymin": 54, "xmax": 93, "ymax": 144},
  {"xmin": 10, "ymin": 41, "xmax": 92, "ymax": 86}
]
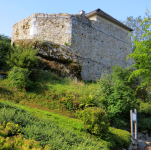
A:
[
  {"xmin": 88, "ymin": 62, "xmax": 89, "ymax": 63},
  {"xmin": 82, "ymin": 34, "xmax": 83, "ymax": 35},
  {"xmin": 102, "ymin": 41, "xmax": 103, "ymax": 43}
]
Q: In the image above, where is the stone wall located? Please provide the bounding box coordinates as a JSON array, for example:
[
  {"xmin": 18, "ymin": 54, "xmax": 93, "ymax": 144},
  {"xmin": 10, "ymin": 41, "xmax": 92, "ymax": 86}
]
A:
[
  {"xmin": 12, "ymin": 13, "xmax": 72, "ymax": 46},
  {"xmin": 70, "ymin": 14, "xmax": 133, "ymax": 80}
]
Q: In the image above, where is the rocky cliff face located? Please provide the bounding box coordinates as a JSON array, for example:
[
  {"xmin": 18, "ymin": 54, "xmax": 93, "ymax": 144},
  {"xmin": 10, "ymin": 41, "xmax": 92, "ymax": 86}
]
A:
[{"xmin": 13, "ymin": 38, "xmax": 82, "ymax": 81}]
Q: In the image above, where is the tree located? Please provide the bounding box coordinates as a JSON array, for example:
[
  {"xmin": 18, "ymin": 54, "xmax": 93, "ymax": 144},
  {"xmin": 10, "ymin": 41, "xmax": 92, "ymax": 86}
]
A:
[
  {"xmin": 0, "ymin": 34, "xmax": 12, "ymax": 70},
  {"xmin": 126, "ymin": 15, "xmax": 151, "ymax": 91},
  {"xmin": 123, "ymin": 8, "xmax": 151, "ymax": 49}
]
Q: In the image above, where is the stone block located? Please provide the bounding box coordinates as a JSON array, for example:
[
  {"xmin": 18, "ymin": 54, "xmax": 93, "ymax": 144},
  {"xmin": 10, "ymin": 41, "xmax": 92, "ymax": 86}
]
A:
[
  {"xmin": 128, "ymin": 143, "xmax": 132, "ymax": 150},
  {"xmin": 132, "ymin": 145, "xmax": 137, "ymax": 150},
  {"xmin": 138, "ymin": 140, "xmax": 147, "ymax": 148},
  {"xmin": 131, "ymin": 137, "xmax": 138, "ymax": 145},
  {"xmin": 134, "ymin": 132, "xmax": 146, "ymax": 141}
]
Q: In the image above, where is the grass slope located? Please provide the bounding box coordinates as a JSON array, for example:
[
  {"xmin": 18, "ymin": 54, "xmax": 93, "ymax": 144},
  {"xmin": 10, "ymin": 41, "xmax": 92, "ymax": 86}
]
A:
[{"xmin": 0, "ymin": 69, "xmax": 131, "ymax": 150}]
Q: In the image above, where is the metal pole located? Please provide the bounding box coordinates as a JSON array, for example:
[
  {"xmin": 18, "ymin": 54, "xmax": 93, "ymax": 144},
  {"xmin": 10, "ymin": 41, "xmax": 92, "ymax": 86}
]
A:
[
  {"xmin": 130, "ymin": 110, "xmax": 133, "ymax": 138},
  {"xmin": 134, "ymin": 109, "xmax": 137, "ymax": 139}
]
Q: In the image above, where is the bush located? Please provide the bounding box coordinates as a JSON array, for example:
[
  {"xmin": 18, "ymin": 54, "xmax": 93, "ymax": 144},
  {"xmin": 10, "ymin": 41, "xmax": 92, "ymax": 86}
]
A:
[
  {"xmin": 0, "ymin": 34, "xmax": 12, "ymax": 70},
  {"xmin": 105, "ymin": 127, "xmax": 131, "ymax": 149},
  {"xmin": 3, "ymin": 121, "xmax": 20, "ymax": 136},
  {"xmin": 107, "ymin": 80, "xmax": 137, "ymax": 120},
  {"xmin": 96, "ymin": 65, "xmax": 137, "ymax": 121},
  {"xmin": 75, "ymin": 107, "xmax": 110, "ymax": 137},
  {"xmin": 95, "ymin": 71, "xmax": 114, "ymax": 108},
  {"xmin": 0, "ymin": 101, "xmax": 109, "ymax": 150},
  {"xmin": 139, "ymin": 102, "xmax": 151, "ymax": 117},
  {"xmin": 111, "ymin": 118, "xmax": 129, "ymax": 130},
  {"xmin": 109, "ymin": 64, "xmax": 137, "ymax": 87},
  {"xmin": 6, "ymin": 42, "xmax": 39, "ymax": 70},
  {"xmin": 137, "ymin": 117, "xmax": 151, "ymax": 132},
  {"xmin": 7, "ymin": 66, "xmax": 33, "ymax": 91},
  {"xmin": 79, "ymin": 93, "xmax": 96, "ymax": 109}
]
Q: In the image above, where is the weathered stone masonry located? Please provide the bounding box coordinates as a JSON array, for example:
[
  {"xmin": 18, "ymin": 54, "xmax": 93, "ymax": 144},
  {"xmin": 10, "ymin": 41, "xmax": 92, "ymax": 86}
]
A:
[{"xmin": 11, "ymin": 8, "xmax": 133, "ymax": 80}]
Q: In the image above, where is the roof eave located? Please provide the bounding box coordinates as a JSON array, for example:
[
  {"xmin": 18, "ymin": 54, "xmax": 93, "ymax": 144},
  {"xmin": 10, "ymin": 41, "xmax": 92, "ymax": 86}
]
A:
[{"xmin": 85, "ymin": 11, "xmax": 134, "ymax": 31}]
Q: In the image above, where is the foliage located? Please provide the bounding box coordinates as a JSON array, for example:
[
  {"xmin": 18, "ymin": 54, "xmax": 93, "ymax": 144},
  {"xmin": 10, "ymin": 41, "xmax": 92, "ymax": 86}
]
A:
[
  {"xmin": 64, "ymin": 41, "xmax": 71, "ymax": 47},
  {"xmin": 123, "ymin": 8, "xmax": 151, "ymax": 49},
  {"xmin": 0, "ymin": 34, "xmax": 12, "ymax": 70},
  {"xmin": 7, "ymin": 66, "xmax": 33, "ymax": 91},
  {"xmin": 111, "ymin": 118, "xmax": 129, "ymax": 130},
  {"xmin": 107, "ymin": 79, "xmax": 137, "ymax": 120},
  {"xmin": 95, "ymin": 71, "xmax": 114, "ymax": 108},
  {"xmin": 61, "ymin": 94, "xmax": 75, "ymax": 110},
  {"xmin": 0, "ymin": 102, "xmax": 109, "ymax": 150},
  {"xmin": 109, "ymin": 65, "xmax": 137, "ymax": 87},
  {"xmin": 0, "ymin": 124, "xmax": 50, "ymax": 150},
  {"xmin": 126, "ymin": 13, "xmax": 151, "ymax": 91},
  {"xmin": 137, "ymin": 117, "xmax": 151, "ymax": 131},
  {"xmin": 105, "ymin": 127, "xmax": 131, "ymax": 149},
  {"xmin": 96, "ymin": 65, "xmax": 137, "ymax": 121},
  {"xmin": 79, "ymin": 93, "xmax": 96, "ymax": 109},
  {"xmin": 6, "ymin": 42, "xmax": 39, "ymax": 70},
  {"xmin": 4, "ymin": 122, "xmax": 21, "ymax": 136},
  {"xmin": 75, "ymin": 107, "xmax": 110, "ymax": 137},
  {"xmin": 139, "ymin": 102, "xmax": 151, "ymax": 117}
]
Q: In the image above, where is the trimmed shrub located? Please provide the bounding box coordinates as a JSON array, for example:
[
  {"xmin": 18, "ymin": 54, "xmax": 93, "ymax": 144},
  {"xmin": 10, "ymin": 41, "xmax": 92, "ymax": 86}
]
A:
[
  {"xmin": 7, "ymin": 66, "xmax": 33, "ymax": 91},
  {"xmin": 105, "ymin": 127, "xmax": 131, "ymax": 149},
  {"xmin": 75, "ymin": 107, "xmax": 110, "ymax": 137}
]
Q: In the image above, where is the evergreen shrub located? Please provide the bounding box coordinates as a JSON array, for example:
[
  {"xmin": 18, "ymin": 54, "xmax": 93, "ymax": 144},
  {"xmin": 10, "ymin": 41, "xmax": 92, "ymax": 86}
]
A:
[
  {"xmin": 7, "ymin": 66, "xmax": 33, "ymax": 91},
  {"xmin": 2, "ymin": 121, "xmax": 20, "ymax": 136},
  {"xmin": 0, "ymin": 102, "xmax": 109, "ymax": 150},
  {"xmin": 75, "ymin": 107, "xmax": 110, "ymax": 137},
  {"xmin": 6, "ymin": 42, "xmax": 39, "ymax": 70},
  {"xmin": 106, "ymin": 127, "xmax": 131, "ymax": 149}
]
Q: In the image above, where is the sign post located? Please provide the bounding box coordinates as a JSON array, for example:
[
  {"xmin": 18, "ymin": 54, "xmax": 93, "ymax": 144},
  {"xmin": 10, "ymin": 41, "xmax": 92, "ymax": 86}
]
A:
[{"xmin": 130, "ymin": 109, "xmax": 137, "ymax": 139}]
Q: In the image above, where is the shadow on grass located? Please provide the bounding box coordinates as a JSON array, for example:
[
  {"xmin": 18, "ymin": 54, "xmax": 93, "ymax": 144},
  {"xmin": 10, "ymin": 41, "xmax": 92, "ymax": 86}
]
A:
[
  {"xmin": 83, "ymin": 80, "xmax": 98, "ymax": 85},
  {"xmin": 0, "ymin": 86, "xmax": 14, "ymax": 97},
  {"xmin": 26, "ymin": 69, "xmax": 72, "ymax": 94}
]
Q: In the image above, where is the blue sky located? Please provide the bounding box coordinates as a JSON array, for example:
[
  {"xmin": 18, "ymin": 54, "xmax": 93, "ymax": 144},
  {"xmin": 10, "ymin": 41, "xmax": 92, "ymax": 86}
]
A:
[{"xmin": 0, "ymin": 0, "xmax": 151, "ymax": 38}]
